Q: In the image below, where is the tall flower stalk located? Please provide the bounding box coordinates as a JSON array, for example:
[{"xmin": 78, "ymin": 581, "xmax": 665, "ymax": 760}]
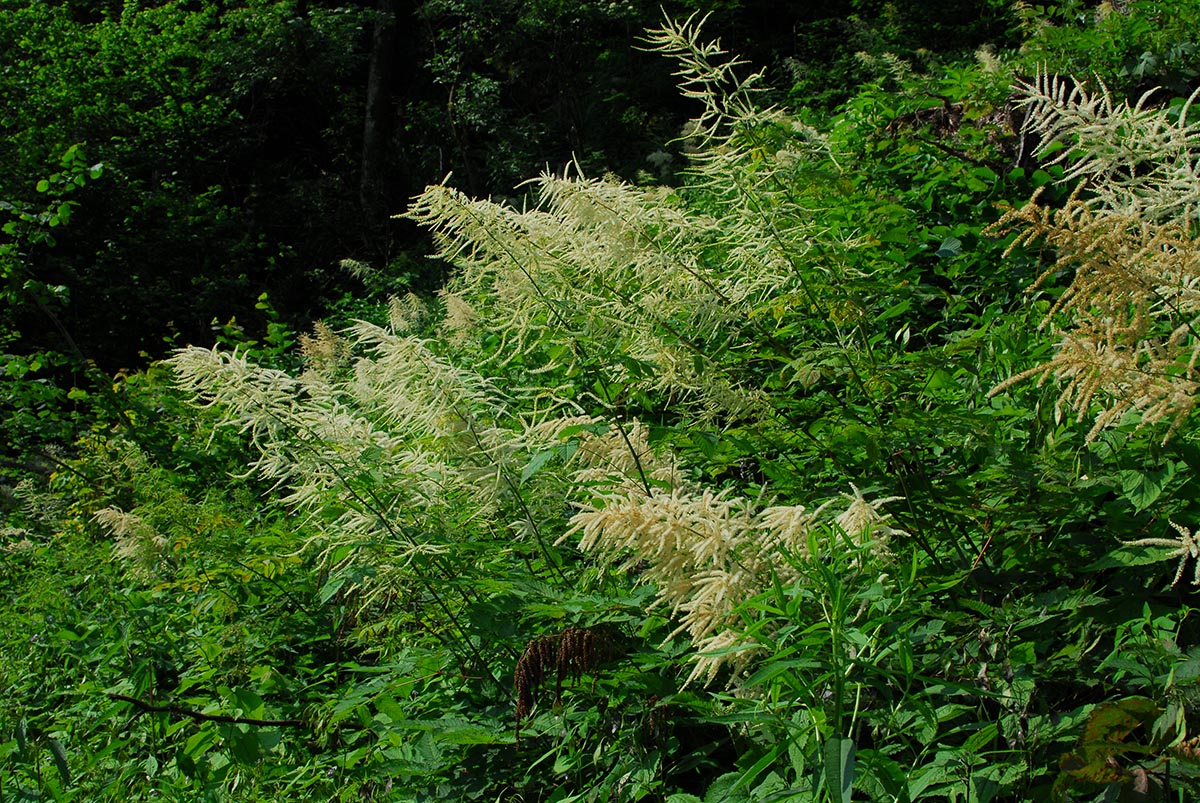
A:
[{"xmin": 992, "ymin": 75, "xmax": 1200, "ymax": 441}]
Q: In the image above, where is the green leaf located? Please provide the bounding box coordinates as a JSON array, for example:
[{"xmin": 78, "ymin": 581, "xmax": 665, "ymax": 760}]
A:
[
  {"xmin": 222, "ymin": 724, "xmax": 262, "ymax": 764},
  {"xmin": 256, "ymin": 729, "xmax": 282, "ymax": 752},
  {"xmin": 1117, "ymin": 469, "xmax": 1165, "ymax": 511},
  {"xmin": 823, "ymin": 737, "xmax": 855, "ymax": 803},
  {"xmin": 229, "ymin": 688, "xmax": 265, "ymax": 719},
  {"xmin": 1089, "ymin": 543, "xmax": 1180, "ymax": 571},
  {"xmin": 175, "ymin": 746, "xmax": 197, "ymax": 778},
  {"xmin": 48, "ymin": 738, "xmax": 70, "ymax": 786},
  {"xmin": 521, "ymin": 448, "xmax": 557, "ymax": 484},
  {"xmin": 877, "ymin": 298, "xmax": 911, "ymax": 321},
  {"xmin": 857, "ymin": 750, "xmax": 909, "ymax": 802},
  {"xmin": 35, "ymin": 179, "xmax": 50, "ymax": 193},
  {"xmin": 741, "ymin": 659, "xmax": 822, "ymax": 690},
  {"xmin": 183, "ymin": 725, "xmax": 220, "ymax": 760},
  {"xmin": 705, "ymin": 772, "xmax": 750, "ymax": 803},
  {"xmin": 934, "ymin": 237, "xmax": 962, "ymax": 259},
  {"xmin": 970, "ymin": 775, "xmax": 1001, "ymax": 803},
  {"xmin": 961, "ymin": 722, "xmax": 999, "ymax": 755},
  {"xmin": 318, "ymin": 573, "xmax": 349, "ymax": 603},
  {"xmin": 908, "ymin": 763, "xmax": 949, "ymax": 799}
]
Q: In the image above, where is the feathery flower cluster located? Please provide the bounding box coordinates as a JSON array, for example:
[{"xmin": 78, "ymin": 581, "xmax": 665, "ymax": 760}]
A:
[
  {"xmin": 569, "ymin": 419, "xmax": 681, "ymax": 491},
  {"xmin": 403, "ymin": 17, "xmax": 849, "ymax": 421},
  {"xmin": 167, "ymin": 321, "xmax": 519, "ymax": 589},
  {"xmin": 560, "ymin": 425, "xmax": 903, "ymax": 686},
  {"xmin": 299, "ymin": 321, "xmax": 352, "ymax": 379},
  {"xmin": 437, "ymin": 290, "xmax": 478, "ymax": 346},
  {"xmin": 95, "ymin": 508, "xmax": 169, "ymax": 580},
  {"xmin": 387, "ymin": 293, "xmax": 430, "ymax": 334},
  {"xmin": 1014, "ymin": 74, "xmax": 1200, "ymax": 225},
  {"xmin": 1124, "ymin": 520, "xmax": 1200, "ymax": 588},
  {"xmin": 992, "ymin": 74, "xmax": 1200, "ymax": 442}
]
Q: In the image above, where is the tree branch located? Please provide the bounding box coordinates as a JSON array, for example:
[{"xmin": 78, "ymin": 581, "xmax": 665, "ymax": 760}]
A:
[{"xmin": 107, "ymin": 694, "xmax": 305, "ymax": 728}]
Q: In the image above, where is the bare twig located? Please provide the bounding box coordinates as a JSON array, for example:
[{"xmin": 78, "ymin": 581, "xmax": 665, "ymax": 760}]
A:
[{"xmin": 107, "ymin": 693, "xmax": 305, "ymax": 728}]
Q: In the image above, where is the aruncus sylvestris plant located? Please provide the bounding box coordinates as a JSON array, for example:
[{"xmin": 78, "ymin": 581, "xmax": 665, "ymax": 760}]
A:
[
  {"xmin": 165, "ymin": 13, "xmax": 1180, "ymax": 802},
  {"xmin": 19, "ymin": 4, "xmax": 1200, "ymax": 801},
  {"xmin": 992, "ymin": 73, "xmax": 1200, "ymax": 442},
  {"xmin": 169, "ymin": 8, "xmax": 913, "ymax": 737}
]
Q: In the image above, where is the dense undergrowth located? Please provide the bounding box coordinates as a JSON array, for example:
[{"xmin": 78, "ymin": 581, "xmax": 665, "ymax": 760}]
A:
[{"xmin": 7, "ymin": 2, "xmax": 1200, "ymax": 801}]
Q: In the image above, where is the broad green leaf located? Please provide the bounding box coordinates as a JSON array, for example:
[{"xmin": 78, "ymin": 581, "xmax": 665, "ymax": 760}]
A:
[
  {"xmin": 705, "ymin": 772, "xmax": 750, "ymax": 803},
  {"xmin": 183, "ymin": 725, "xmax": 219, "ymax": 759},
  {"xmin": 1118, "ymin": 469, "xmax": 1165, "ymax": 511},
  {"xmin": 935, "ymin": 237, "xmax": 962, "ymax": 259},
  {"xmin": 222, "ymin": 724, "xmax": 262, "ymax": 765},
  {"xmin": 823, "ymin": 737, "xmax": 855, "ymax": 803},
  {"xmin": 175, "ymin": 747, "xmax": 197, "ymax": 778},
  {"xmin": 961, "ymin": 722, "xmax": 999, "ymax": 755},
  {"xmin": 318, "ymin": 573, "xmax": 349, "ymax": 603},
  {"xmin": 229, "ymin": 687, "xmax": 265, "ymax": 719},
  {"xmin": 521, "ymin": 448, "xmax": 557, "ymax": 484},
  {"xmin": 878, "ymin": 299, "xmax": 911, "ymax": 321}
]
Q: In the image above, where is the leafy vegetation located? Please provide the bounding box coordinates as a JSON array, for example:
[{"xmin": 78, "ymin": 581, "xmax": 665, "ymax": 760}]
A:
[{"xmin": 6, "ymin": 1, "xmax": 1200, "ymax": 801}]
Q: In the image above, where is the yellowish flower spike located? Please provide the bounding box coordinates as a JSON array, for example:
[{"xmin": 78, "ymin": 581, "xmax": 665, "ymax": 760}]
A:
[{"xmin": 990, "ymin": 74, "xmax": 1200, "ymax": 443}]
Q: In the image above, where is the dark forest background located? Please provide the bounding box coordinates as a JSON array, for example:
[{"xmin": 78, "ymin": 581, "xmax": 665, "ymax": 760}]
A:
[{"xmin": 1, "ymin": 0, "xmax": 1018, "ymax": 372}]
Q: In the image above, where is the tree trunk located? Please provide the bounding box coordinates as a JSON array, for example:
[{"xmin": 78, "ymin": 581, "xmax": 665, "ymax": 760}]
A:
[{"xmin": 360, "ymin": 0, "xmax": 400, "ymax": 225}]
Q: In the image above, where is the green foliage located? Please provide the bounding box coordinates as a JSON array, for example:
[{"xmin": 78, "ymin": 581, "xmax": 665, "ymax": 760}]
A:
[
  {"xmin": 9, "ymin": 8, "xmax": 1200, "ymax": 803},
  {"xmin": 1018, "ymin": 0, "xmax": 1200, "ymax": 99},
  {"xmin": 0, "ymin": 0, "xmax": 370, "ymax": 368},
  {"xmin": 0, "ymin": 145, "xmax": 105, "ymax": 472}
]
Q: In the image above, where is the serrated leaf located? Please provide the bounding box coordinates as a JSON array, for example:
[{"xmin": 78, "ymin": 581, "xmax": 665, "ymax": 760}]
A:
[
  {"xmin": 1088, "ymin": 543, "xmax": 1178, "ymax": 572},
  {"xmin": 704, "ymin": 772, "xmax": 749, "ymax": 803},
  {"xmin": 1082, "ymin": 697, "xmax": 1160, "ymax": 745},
  {"xmin": 1118, "ymin": 469, "xmax": 1164, "ymax": 511},
  {"xmin": 962, "ymin": 722, "xmax": 999, "ymax": 755},
  {"xmin": 908, "ymin": 762, "xmax": 949, "ymax": 799},
  {"xmin": 1174, "ymin": 655, "xmax": 1200, "ymax": 683}
]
